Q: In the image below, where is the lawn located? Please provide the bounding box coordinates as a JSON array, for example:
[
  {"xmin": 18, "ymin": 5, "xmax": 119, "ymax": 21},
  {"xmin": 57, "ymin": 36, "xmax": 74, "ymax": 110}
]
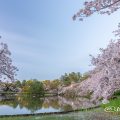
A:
[{"xmin": 0, "ymin": 109, "xmax": 120, "ymax": 120}]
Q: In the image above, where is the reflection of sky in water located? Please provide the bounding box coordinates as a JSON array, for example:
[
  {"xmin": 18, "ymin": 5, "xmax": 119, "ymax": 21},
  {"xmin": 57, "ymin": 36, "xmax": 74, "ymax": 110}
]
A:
[
  {"xmin": 0, "ymin": 105, "xmax": 61, "ymax": 115},
  {"xmin": 0, "ymin": 95, "xmax": 101, "ymax": 115}
]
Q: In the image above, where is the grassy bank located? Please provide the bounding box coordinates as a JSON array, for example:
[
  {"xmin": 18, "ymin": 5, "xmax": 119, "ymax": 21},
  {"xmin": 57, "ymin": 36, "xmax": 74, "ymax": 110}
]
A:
[
  {"xmin": 0, "ymin": 115, "xmax": 76, "ymax": 120},
  {"xmin": 0, "ymin": 108, "xmax": 120, "ymax": 120},
  {"xmin": 101, "ymin": 96, "xmax": 120, "ymax": 112}
]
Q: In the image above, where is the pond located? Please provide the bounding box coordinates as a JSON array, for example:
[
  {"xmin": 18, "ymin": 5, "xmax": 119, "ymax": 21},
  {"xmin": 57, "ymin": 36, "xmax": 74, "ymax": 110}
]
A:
[{"xmin": 0, "ymin": 94, "xmax": 99, "ymax": 116}]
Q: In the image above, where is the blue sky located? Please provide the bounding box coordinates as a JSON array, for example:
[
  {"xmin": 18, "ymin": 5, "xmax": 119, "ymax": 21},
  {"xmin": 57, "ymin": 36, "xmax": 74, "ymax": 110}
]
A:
[{"xmin": 0, "ymin": 0, "xmax": 120, "ymax": 80}]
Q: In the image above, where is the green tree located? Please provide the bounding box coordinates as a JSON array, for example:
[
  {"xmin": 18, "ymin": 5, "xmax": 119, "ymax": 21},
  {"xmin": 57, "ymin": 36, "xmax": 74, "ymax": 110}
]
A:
[
  {"xmin": 69, "ymin": 72, "xmax": 82, "ymax": 83},
  {"xmin": 29, "ymin": 80, "xmax": 44, "ymax": 95},
  {"xmin": 22, "ymin": 80, "xmax": 44, "ymax": 96},
  {"xmin": 60, "ymin": 73, "xmax": 71, "ymax": 86},
  {"xmin": 81, "ymin": 72, "xmax": 90, "ymax": 81},
  {"xmin": 42, "ymin": 80, "xmax": 51, "ymax": 90},
  {"xmin": 21, "ymin": 80, "xmax": 27, "ymax": 87},
  {"xmin": 15, "ymin": 80, "xmax": 22, "ymax": 88},
  {"xmin": 50, "ymin": 79, "xmax": 61, "ymax": 90}
]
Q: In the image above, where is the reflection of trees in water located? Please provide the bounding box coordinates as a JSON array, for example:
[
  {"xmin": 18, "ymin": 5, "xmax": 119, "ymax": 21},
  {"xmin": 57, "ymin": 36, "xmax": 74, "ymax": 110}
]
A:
[
  {"xmin": 0, "ymin": 94, "xmax": 100, "ymax": 113},
  {"xmin": 42, "ymin": 97, "xmax": 73, "ymax": 111},
  {"xmin": 0, "ymin": 95, "xmax": 18, "ymax": 108},
  {"xmin": 42, "ymin": 97, "xmax": 60, "ymax": 109},
  {"xmin": 58, "ymin": 96, "xmax": 99, "ymax": 111},
  {"xmin": 16, "ymin": 94, "xmax": 44, "ymax": 113},
  {"xmin": 0, "ymin": 95, "xmax": 74, "ymax": 112},
  {"xmin": 42, "ymin": 96, "xmax": 96, "ymax": 111},
  {"xmin": 0, "ymin": 94, "xmax": 44, "ymax": 113}
]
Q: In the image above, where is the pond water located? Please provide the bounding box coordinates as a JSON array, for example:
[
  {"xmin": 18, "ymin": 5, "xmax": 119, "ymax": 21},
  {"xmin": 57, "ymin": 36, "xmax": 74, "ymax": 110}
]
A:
[{"xmin": 0, "ymin": 94, "xmax": 99, "ymax": 115}]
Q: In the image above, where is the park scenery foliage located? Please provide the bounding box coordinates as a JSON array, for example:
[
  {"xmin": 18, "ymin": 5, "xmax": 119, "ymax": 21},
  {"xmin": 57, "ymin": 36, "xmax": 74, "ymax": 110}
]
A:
[{"xmin": 0, "ymin": 0, "xmax": 120, "ymax": 120}]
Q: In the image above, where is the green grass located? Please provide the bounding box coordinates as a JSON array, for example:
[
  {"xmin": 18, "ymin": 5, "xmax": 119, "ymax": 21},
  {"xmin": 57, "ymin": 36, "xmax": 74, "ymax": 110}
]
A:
[
  {"xmin": 0, "ymin": 115, "xmax": 75, "ymax": 120},
  {"xmin": 0, "ymin": 109, "xmax": 120, "ymax": 120},
  {"xmin": 101, "ymin": 97, "xmax": 120, "ymax": 108},
  {"xmin": 101, "ymin": 96, "xmax": 120, "ymax": 114}
]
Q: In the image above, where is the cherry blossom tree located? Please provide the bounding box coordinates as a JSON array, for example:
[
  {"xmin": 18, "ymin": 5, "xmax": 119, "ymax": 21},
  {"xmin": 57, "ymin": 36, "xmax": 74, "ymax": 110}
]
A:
[
  {"xmin": 0, "ymin": 42, "xmax": 18, "ymax": 83},
  {"xmin": 72, "ymin": 0, "xmax": 120, "ymax": 43},
  {"xmin": 73, "ymin": 0, "xmax": 120, "ymax": 21},
  {"xmin": 72, "ymin": 0, "xmax": 120, "ymax": 99}
]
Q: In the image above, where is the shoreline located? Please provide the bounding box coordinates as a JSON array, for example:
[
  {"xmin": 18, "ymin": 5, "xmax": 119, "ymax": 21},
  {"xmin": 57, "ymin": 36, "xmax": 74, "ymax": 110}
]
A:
[{"xmin": 0, "ymin": 106, "xmax": 100, "ymax": 118}]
